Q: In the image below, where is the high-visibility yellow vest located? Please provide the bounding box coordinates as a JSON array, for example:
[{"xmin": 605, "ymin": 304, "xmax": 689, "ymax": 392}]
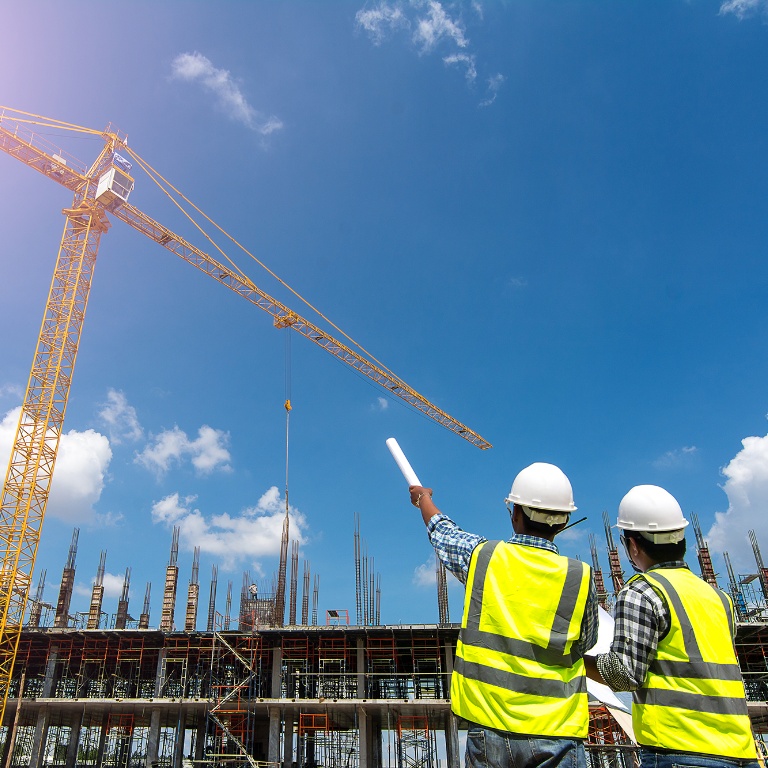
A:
[
  {"xmin": 630, "ymin": 568, "xmax": 756, "ymax": 758},
  {"xmin": 451, "ymin": 540, "xmax": 591, "ymax": 737}
]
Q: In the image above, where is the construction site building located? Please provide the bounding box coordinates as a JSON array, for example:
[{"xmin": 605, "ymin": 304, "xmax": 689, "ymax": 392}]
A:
[{"xmin": 0, "ymin": 621, "xmax": 642, "ymax": 768}]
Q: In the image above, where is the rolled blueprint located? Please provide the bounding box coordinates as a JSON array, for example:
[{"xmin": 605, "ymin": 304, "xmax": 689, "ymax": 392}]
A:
[{"xmin": 386, "ymin": 437, "xmax": 422, "ymax": 487}]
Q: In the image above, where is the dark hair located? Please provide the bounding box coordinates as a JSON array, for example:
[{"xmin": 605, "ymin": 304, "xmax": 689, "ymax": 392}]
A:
[
  {"xmin": 625, "ymin": 531, "xmax": 686, "ymax": 563},
  {"xmin": 513, "ymin": 504, "xmax": 567, "ymax": 536}
]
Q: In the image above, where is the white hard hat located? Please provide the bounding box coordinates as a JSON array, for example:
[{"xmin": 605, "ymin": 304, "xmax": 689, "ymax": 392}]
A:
[
  {"xmin": 616, "ymin": 485, "xmax": 689, "ymax": 544},
  {"xmin": 506, "ymin": 462, "xmax": 576, "ymax": 525}
]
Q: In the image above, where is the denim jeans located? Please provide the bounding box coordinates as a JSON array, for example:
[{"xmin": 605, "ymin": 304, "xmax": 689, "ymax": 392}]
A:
[
  {"xmin": 465, "ymin": 726, "xmax": 586, "ymax": 768},
  {"xmin": 639, "ymin": 749, "xmax": 761, "ymax": 768}
]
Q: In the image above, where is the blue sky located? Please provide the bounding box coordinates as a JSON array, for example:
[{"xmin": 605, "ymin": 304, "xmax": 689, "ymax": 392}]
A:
[{"xmin": 3, "ymin": 0, "xmax": 768, "ymax": 627}]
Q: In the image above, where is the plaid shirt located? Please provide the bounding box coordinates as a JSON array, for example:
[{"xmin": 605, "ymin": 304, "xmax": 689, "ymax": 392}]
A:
[
  {"xmin": 595, "ymin": 561, "xmax": 687, "ymax": 692},
  {"xmin": 427, "ymin": 513, "xmax": 599, "ymax": 655}
]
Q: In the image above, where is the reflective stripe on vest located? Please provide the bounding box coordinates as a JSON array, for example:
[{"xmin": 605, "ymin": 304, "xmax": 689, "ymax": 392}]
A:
[
  {"xmin": 631, "ymin": 568, "xmax": 755, "ymax": 759},
  {"xmin": 451, "ymin": 540, "xmax": 590, "ymax": 738}
]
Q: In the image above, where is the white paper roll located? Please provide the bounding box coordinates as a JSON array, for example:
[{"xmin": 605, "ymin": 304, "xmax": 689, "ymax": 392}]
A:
[{"xmin": 386, "ymin": 437, "xmax": 422, "ymax": 487}]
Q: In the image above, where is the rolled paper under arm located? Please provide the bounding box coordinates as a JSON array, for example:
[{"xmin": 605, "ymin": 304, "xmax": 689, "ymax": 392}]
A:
[{"xmin": 386, "ymin": 437, "xmax": 422, "ymax": 487}]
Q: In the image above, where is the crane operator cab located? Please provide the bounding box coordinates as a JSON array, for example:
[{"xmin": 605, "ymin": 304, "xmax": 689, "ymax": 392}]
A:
[{"xmin": 95, "ymin": 152, "xmax": 134, "ymax": 212}]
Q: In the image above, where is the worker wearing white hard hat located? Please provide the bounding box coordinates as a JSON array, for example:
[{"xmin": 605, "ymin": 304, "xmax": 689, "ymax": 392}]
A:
[
  {"xmin": 408, "ymin": 462, "xmax": 598, "ymax": 768},
  {"xmin": 585, "ymin": 485, "xmax": 758, "ymax": 767}
]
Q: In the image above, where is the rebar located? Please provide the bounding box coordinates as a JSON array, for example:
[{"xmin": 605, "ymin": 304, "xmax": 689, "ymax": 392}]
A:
[
  {"xmin": 115, "ymin": 567, "xmax": 130, "ymax": 629},
  {"xmin": 207, "ymin": 565, "xmax": 218, "ymax": 632},
  {"xmin": 604, "ymin": 510, "xmax": 624, "ymax": 594},
  {"xmin": 28, "ymin": 570, "xmax": 46, "ymax": 627},
  {"xmin": 589, "ymin": 534, "xmax": 610, "ymax": 610},
  {"xmin": 289, "ymin": 540, "xmax": 299, "ymax": 625},
  {"xmin": 139, "ymin": 582, "xmax": 151, "ymax": 629},
  {"xmin": 225, "ymin": 580, "xmax": 233, "ymax": 630},
  {"xmin": 160, "ymin": 527, "xmax": 180, "ymax": 631},
  {"xmin": 354, "ymin": 512, "xmax": 362, "ymax": 625},
  {"xmin": 436, "ymin": 560, "xmax": 449, "ymax": 625},
  {"xmin": 54, "ymin": 528, "xmax": 80, "ymax": 628},
  {"xmin": 312, "ymin": 573, "xmax": 319, "ymax": 626},
  {"xmin": 691, "ymin": 512, "xmax": 718, "ymax": 587},
  {"xmin": 302, "ymin": 560, "xmax": 310, "ymax": 625},
  {"xmin": 276, "ymin": 512, "xmax": 290, "ymax": 626}
]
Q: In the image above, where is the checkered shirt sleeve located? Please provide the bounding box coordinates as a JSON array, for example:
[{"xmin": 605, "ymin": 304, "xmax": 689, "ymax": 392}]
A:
[
  {"xmin": 595, "ymin": 577, "xmax": 671, "ymax": 691},
  {"xmin": 426, "ymin": 513, "xmax": 486, "ymax": 585},
  {"xmin": 426, "ymin": 513, "xmax": 599, "ymax": 654}
]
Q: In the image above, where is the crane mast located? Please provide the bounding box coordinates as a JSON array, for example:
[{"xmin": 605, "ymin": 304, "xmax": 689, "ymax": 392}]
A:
[{"xmin": 0, "ymin": 122, "xmax": 126, "ymax": 720}]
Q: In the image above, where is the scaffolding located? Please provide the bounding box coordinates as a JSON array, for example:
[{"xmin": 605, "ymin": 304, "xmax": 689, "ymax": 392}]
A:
[
  {"xmin": 396, "ymin": 716, "xmax": 436, "ymax": 768},
  {"xmin": 584, "ymin": 705, "xmax": 636, "ymax": 768},
  {"xmin": 205, "ymin": 633, "xmax": 267, "ymax": 768}
]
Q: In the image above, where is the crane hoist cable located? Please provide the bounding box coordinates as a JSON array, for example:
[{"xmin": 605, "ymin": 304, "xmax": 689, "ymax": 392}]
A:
[
  {"xmin": 285, "ymin": 327, "xmax": 292, "ymax": 519},
  {"xmin": 122, "ymin": 146, "xmax": 409, "ymax": 388}
]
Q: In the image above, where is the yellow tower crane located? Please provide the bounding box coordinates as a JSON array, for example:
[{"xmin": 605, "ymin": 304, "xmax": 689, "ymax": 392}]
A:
[{"xmin": 0, "ymin": 106, "xmax": 490, "ymax": 724}]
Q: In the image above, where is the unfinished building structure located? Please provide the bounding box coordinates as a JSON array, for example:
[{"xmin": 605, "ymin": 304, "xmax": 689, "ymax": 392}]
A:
[{"xmin": 12, "ymin": 516, "xmax": 768, "ymax": 768}]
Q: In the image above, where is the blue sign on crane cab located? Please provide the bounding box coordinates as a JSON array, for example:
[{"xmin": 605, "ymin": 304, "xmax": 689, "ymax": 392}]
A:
[{"xmin": 111, "ymin": 152, "xmax": 132, "ymax": 173}]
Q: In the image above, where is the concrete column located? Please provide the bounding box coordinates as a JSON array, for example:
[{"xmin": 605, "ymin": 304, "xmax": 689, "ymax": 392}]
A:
[
  {"xmin": 42, "ymin": 646, "xmax": 59, "ymax": 699},
  {"xmin": 373, "ymin": 722, "xmax": 382, "ymax": 768},
  {"xmin": 358, "ymin": 707, "xmax": 369, "ymax": 768},
  {"xmin": 95, "ymin": 720, "xmax": 108, "ymax": 768},
  {"xmin": 29, "ymin": 708, "xmax": 49, "ymax": 768},
  {"xmin": 271, "ymin": 647, "xmax": 282, "ymax": 699},
  {"xmin": 65, "ymin": 710, "xmax": 83, "ymax": 768},
  {"xmin": 444, "ymin": 712, "xmax": 460, "ymax": 768},
  {"xmin": 356, "ymin": 639, "xmax": 365, "ymax": 699},
  {"xmin": 154, "ymin": 649, "xmax": 166, "ymax": 698},
  {"xmin": 146, "ymin": 708, "xmax": 161, "ymax": 768},
  {"xmin": 267, "ymin": 707, "xmax": 281, "ymax": 767},
  {"xmin": 194, "ymin": 717, "xmax": 206, "ymax": 763},
  {"xmin": 173, "ymin": 712, "xmax": 185, "ymax": 768},
  {"xmin": 282, "ymin": 710, "xmax": 293, "ymax": 768}
]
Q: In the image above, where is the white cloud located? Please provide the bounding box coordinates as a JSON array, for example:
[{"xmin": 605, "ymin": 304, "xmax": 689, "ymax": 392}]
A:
[
  {"xmin": 0, "ymin": 385, "xmax": 23, "ymax": 399},
  {"xmin": 356, "ymin": 3, "xmax": 409, "ymax": 44},
  {"xmin": 413, "ymin": 1, "xmax": 468, "ymax": 53},
  {"xmin": 720, "ymin": 0, "xmax": 766, "ymax": 18},
  {"xmin": 444, "ymin": 53, "xmax": 477, "ymax": 84},
  {"xmin": 356, "ymin": 0, "xmax": 495, "ymax": 91},
  {"xmin": 135, "ymin": 424, "xmax": 231, "ymax": 477},
  {"xmin": 101, "ymin": 572, "xmax": 126, "ymax": 599},
  {"xmin": 171, "ymin": 52, "xmax": 283, "ymax": 137},
  {"xmin": 93, "ymin": 510, "xmax": 124, "ymax": 527},
  {"xmin": 479, "ymin": 72, "xmax": 505, "ymax": 107},
  {"xmin": 707, "ymin": 430, "xmax": 768, "ymax": 570},
  {"xmin": 0, "ymin": 407, "xmax": 112, "ymax": 524},
  {"xmin": 372, "ymin": 397, "xmax": 389, "ymax": 411},
  {"xmin": 507, "ymin": 276, "xmax": 527, "ymax": 289},
  {"xmin": 98, "ymin": 389, "xmax": 143, "ymax": 444},
  {"xmin": 414, "ymin": 553, "xmax": 437, "ymax": 586},
  {"xmin": 150, "ymin": 486, "xmax": 307, "ymax": 571},
  {"xmin": 653, "ymin": 445, "xmax": 697, "ymax": 469}
]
